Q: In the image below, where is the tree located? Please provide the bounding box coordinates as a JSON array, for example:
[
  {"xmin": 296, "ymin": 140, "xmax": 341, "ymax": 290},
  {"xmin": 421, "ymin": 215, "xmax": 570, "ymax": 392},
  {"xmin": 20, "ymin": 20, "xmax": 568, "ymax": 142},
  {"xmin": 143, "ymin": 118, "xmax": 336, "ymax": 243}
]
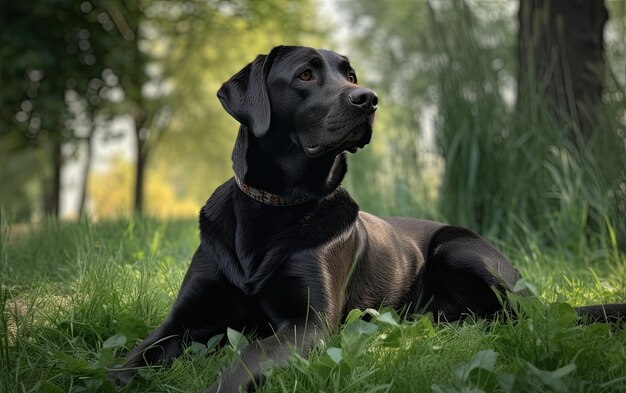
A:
[
  {"xmin": 1, "ymin": 0, "xmax": 323, "ymax": 219},
  {"xmin": 105, "ymin": 0, "xmax": 322, "ymax": 214},
  {"xmin": 516, "ymin": 0, "xmax": 626, "ymax": 248},
  {"xmin": 518, "ymin": 0, "xmax": 608, "ymax": 142},
  {"xmin": 0, "ymin": 0, "xmax": 125, "ymax": 219}
]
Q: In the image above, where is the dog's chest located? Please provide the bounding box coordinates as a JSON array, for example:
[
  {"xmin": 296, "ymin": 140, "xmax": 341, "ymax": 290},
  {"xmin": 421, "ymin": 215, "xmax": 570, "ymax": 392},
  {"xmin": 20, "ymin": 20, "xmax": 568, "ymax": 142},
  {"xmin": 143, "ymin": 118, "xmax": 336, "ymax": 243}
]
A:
[{"xmin": 200, "ymin": 184, "xmax": 360, "ymax": 296}]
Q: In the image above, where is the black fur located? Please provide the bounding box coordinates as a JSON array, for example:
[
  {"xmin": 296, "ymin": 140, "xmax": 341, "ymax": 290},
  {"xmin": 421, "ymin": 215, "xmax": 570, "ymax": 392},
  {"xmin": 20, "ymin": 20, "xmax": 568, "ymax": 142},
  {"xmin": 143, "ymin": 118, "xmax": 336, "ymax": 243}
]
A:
[{"xmin": 109, "ymin": 46, "xmax": 626, "ymax": 393}]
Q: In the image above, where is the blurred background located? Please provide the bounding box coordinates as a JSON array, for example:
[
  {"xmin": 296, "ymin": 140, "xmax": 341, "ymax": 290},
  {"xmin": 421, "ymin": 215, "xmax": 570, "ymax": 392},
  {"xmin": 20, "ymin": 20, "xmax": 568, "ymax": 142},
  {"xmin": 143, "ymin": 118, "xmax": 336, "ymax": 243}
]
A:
[{"xmin": 1, "ymin": 0, "xmax": 625, "ymax": 251}]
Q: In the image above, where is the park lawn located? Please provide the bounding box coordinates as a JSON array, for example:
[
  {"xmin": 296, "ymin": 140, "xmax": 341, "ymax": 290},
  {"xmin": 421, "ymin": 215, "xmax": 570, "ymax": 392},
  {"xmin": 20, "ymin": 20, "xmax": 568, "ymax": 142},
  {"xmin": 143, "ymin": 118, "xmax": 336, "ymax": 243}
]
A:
[{"xmin": 1, "ymin": 218, "xmax": 625, "ymax": 393}]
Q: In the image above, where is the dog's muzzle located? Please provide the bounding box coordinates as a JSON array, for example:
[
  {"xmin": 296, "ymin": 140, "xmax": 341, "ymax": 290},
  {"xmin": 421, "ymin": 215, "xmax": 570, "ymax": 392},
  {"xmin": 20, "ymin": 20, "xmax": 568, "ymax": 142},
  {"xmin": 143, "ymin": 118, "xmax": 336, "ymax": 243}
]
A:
[{"xmin": 304, "ymin": 120, "xmax": 373, "ymax": 157}]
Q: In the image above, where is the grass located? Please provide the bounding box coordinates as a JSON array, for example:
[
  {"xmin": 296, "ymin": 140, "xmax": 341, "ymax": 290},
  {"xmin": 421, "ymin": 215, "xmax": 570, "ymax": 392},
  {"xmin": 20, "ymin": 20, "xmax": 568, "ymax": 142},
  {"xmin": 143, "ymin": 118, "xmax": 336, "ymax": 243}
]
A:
[{"xmin": 1, "ymin": 216, "xmax": 625, "ymax": 393}]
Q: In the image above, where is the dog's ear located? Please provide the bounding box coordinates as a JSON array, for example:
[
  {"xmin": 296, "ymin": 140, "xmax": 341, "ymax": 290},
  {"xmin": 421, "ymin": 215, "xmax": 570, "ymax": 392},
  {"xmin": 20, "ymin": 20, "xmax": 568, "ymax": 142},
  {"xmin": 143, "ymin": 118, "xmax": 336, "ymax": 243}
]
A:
[{"xmin": 217, "ymin": 47, "xmax": 282, "ymax": 138}]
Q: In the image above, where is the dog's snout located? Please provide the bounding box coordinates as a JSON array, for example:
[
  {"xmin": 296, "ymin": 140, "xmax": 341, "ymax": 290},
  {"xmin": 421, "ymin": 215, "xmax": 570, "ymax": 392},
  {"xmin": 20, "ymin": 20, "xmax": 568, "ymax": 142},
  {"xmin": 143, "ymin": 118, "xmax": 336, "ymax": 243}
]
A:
[{"xmin": 348, "ymin": 88, "xmax": 378, "ymax": 113}]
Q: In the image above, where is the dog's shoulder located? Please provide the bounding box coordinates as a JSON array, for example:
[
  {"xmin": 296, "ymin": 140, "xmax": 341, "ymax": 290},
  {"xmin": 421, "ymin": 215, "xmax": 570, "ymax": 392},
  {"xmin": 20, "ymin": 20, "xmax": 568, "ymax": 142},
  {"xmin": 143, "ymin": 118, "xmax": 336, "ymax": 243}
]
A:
[{"xmin": 198, "ymin": 179, "xmax": 237, "ymax": 239}]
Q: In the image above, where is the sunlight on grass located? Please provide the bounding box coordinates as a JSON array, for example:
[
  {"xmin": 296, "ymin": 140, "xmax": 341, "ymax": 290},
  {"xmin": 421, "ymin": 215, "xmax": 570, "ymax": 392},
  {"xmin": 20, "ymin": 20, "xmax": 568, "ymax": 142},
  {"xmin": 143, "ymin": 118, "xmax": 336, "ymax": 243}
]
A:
[{"xmin": 1, "ymin": 217, "xmax": 625, "ymax": 392}]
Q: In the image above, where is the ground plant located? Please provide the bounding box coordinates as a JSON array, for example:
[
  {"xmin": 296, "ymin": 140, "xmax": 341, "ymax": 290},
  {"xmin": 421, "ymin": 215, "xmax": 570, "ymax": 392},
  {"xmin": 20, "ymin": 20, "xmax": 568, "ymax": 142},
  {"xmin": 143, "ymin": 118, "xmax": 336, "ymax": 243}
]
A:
[{"xmin": 1, "ymin": 217, "xmax": 625, "ymax": 393}]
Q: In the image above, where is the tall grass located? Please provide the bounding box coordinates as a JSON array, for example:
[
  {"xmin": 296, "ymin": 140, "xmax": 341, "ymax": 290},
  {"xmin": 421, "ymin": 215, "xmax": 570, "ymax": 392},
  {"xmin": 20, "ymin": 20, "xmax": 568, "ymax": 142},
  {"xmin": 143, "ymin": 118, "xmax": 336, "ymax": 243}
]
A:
[
  {"xmin": 343, "ymin": 1, "xmax": 626, "ymax": 255},
  {"xmin": 429, "ymin": 3, "xmax": 626, "ymax": 255}
]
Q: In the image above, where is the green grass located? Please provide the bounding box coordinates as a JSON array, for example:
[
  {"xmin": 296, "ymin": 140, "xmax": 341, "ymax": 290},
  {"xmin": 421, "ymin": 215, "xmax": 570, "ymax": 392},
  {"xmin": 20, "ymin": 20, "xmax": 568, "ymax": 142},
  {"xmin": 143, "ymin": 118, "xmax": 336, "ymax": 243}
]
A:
[{"xmin": 1, "ymin": 217, "xmax": 625, "ymax": 393}]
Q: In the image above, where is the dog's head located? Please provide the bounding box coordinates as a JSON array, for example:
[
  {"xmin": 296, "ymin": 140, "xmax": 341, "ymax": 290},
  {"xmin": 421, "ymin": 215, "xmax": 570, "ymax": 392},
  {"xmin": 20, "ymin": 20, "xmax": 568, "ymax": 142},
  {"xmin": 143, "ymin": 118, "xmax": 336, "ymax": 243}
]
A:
[{"xmin": 218, "ymin": 46, "xmax": 377, "ymax": 159}]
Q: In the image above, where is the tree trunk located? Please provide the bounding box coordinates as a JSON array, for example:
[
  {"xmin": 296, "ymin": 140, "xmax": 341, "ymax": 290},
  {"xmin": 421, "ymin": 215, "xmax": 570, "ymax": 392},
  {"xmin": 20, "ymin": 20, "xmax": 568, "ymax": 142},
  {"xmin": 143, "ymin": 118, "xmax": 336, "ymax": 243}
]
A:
[
  {"xmin": 78, "ymin": 132, "xmax": 94, "ymax": 217},
  {"xmin": 133, "ymin": 106, "xmax": 149, "ymax": 216},
  {"xmin": 43, "ymin": 140, "xmax": 62, "ymax": 218},
  {"xmin": 134, "ymin": 134, "xmax": 148, "ymax": 215},
  {"xmin": 517, "ymin": 0, "xmax": 608, "ymax": 142}
]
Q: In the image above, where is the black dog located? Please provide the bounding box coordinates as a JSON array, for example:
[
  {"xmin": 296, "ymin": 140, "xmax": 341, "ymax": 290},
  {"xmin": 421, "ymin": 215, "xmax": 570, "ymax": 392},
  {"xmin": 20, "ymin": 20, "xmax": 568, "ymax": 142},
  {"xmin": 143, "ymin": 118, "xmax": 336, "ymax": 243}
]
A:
[{"xmin": 110, "ymin": 46, "xmax": 625, "ymax": 392}]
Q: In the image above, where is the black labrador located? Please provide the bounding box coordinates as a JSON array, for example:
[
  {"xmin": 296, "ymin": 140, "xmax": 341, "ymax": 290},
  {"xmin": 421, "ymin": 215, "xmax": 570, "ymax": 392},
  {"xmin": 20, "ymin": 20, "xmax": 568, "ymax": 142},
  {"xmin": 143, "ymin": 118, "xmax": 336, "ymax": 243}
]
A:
[{"xmin": 110, "ymin": 45, "xmax": 625, "ymax": 392}]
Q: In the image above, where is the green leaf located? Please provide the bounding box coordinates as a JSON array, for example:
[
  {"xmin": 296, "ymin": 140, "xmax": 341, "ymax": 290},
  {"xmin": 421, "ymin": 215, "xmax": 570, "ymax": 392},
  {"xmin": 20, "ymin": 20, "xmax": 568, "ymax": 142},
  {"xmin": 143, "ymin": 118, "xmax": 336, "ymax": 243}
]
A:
[
  {"xmin": 227, "ymin": 327, "xmax": 249, "ymax": 353},
  {"xmin": 185, "ymin": 341, "xmax": 207, "ymax": 355},
  {"xmin": 551, "ymin": 364, "xmax": 576, "ymax": 379},
  {"xmin": 65, "ymin": 357, "xmax": 93, "ymax": 374},
  {"xmin": 381, "ymin": 329, "xmax": 402, "ymax": 348},
  {"xmin": 97, "ymin": 348, "xmax": 115, "ymax": 369},
  {"xmin": 454, "ymin": 349, "xmax": 498, "ymax": 381},
  {"xmin": 416, "ymin": 315, "xmax": 435, "ymax": 334},
  {"xmin": 345, "ymin": 309, "xmax": 363, "ymax": 324},
  {"xmin": 206, "ymin": 333, "xmax": 224, "ymax": 352},
  {"xmin": 117, "ymin": 316, "xmax": 149, "ymax": 341},
  {"xmin": 553, "ymin": 302, "xmax": 577, "ymax": 326},
  {"xmin": 102, "ymin": 333, "xmax": 127, "ymax": 349},
  {"xmin": 377, "ymin": 311, "xmax": 400, "ymax": 326},
  {"xmin": 513, "ymin": 278, "xmax": 538, "ymax": 296},
  {"xmin": 497, "ymin": 373, "xmax": 516, "ymax": 393},
  {"xmin": 341, "ymin": 320, "xmax": 379, "ymax": 360},
  {"xmin": 527, "ymin": 362, "xmax": 576, "ymax": 392},
  {"xmin": 327, "ymin": 347, "xmax": 342, "ymax": 364},
  {"xmin": 41, "ymin": 382, "xmax": 64, "ymax": 393},
  {"xmin": 344, "ymin": 319, "xmax": 378, "ymax": 337}
]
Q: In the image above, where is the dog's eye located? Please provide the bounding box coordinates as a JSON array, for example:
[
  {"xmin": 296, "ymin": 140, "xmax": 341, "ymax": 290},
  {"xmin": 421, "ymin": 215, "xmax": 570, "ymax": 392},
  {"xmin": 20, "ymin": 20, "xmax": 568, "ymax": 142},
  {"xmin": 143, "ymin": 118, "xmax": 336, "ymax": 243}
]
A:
[
  {"xmin": 348, "ymin": 72, "xmax": 357, "ymax": 84},
  {"xmin": 299, "ymin": 70, "xmax": 314, "ymax": 81}
]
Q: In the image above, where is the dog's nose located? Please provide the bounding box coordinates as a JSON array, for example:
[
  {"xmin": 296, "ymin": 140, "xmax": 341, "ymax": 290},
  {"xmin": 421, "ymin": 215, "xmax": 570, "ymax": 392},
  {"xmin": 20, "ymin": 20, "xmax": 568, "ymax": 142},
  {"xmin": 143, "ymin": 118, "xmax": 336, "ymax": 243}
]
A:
[{"xmin": 348, "ymin": 88, "xmax": 378, "ymax": 113}]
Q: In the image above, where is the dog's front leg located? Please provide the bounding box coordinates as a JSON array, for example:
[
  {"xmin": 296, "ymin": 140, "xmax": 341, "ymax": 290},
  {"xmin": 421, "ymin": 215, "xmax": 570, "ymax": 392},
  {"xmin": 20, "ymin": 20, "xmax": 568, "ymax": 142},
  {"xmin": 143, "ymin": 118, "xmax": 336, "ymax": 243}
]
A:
[
  {"xmin": 206, "ymin": 322, "xmax": 325, "ymax": 393},
  {"xmin": 108, "ymin": 245, "xmax": 250, "ymax": 386},
  {"xmin": 107, "ymin": 318, "xmax": 185, "ymax": 385}
]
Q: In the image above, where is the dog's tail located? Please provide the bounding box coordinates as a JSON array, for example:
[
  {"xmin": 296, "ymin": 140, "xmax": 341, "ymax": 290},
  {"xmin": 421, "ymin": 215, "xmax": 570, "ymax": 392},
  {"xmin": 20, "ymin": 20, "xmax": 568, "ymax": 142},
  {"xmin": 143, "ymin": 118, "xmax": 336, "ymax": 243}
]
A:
[{"xmin": 575, "ymin": 304, "xmax": 626, "ymax": 323}]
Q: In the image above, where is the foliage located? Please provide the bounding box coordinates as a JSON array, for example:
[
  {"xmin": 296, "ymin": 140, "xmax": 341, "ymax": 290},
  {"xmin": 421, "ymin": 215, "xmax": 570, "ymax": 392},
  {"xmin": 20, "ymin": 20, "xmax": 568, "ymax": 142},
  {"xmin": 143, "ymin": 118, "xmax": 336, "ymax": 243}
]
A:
[
  {"xmin": 431, "ymin": 1, "xmax": 626, "ymax": 251},
  {"xmin": 0, "ymin": 0, "xmax": 127, "ymax": 218},
  {"xmin": 0, "ymin": 0, "xmax": 324, "ymax": 219}
]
